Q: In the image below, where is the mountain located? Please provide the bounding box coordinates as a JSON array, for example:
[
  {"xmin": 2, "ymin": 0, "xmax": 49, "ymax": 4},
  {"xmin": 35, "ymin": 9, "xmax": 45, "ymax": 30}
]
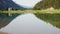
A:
[
  {"xmin": 0, "ymin": 0, "xmax": 25, "ymax": 10},
  {"xmin": 33, "ymin": 0, "xmax": 60, "ymax": 10}
]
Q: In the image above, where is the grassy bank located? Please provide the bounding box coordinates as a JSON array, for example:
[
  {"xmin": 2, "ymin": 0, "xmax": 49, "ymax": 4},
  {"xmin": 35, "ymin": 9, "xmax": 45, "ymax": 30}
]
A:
[{"xmin": 0, "ymin": 9, "xmax": 60, "ymax": 14}]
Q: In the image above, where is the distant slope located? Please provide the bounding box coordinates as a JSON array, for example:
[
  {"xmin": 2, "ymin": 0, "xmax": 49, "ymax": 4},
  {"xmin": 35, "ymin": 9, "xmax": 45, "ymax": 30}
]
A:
[{"xmin": 0, "ymin": 0, "xmax": 25, "ymax": 10}]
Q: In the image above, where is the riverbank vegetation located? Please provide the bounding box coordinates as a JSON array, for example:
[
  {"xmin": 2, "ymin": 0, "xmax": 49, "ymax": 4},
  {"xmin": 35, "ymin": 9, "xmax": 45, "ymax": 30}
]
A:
[{"xmin": 0, "ymin": 9, "xmax": 60, "ymax": 14}]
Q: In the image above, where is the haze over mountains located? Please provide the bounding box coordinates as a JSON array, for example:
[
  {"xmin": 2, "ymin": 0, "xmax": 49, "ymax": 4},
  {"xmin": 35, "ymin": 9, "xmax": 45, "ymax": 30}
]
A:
[
  {"xmin": 12, "ymin": 0, "xmax": 41, "ymax": 8},
  {"xmin": 0, "ymin": 0, "xmax": 41, "ymax": 10}
]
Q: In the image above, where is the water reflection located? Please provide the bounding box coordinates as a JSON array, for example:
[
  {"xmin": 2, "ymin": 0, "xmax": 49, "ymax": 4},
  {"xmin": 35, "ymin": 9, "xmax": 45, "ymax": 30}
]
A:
[
  {"xmin": 35, "ymin": 13, "xmax": 60, "ymax": 28},
  {"xmin": 0, "ymin": 14, "xmax": 19, "ymax": 29},
  {"xmin": 0, "ymin": 13, "xmax": 60, "ymax": 34}
]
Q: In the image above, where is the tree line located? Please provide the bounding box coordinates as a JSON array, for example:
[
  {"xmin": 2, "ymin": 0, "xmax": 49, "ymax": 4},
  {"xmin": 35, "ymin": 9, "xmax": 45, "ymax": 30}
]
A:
[{"xmin": 33, "ymin": 0, "xmax": 60, "ymax": 10}]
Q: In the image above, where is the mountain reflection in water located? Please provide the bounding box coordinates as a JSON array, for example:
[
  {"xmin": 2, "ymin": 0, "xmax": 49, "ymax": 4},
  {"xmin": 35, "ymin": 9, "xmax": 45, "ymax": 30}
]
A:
[
  {"xmin": 0, "ymin": 14, "xmax": 19, "ymax": 29},
  {"xmin": 0, "ymin": 13, "xmax": 60, "ymax": 34}
]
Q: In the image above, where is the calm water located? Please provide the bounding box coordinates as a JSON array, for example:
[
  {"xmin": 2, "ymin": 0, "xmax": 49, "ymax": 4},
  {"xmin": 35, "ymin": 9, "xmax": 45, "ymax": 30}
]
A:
[
  {"xmin": 0, "ymin": 13, "xmax": 60, "ymax": 34},
  {"xmin": 0, "ymin": 14, "xmax": 19, "ymax": 28}
]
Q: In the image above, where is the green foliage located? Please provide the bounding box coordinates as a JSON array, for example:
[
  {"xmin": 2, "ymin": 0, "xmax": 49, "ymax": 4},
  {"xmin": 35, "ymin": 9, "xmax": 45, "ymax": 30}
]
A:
[{"xmin": 33, "ymin": 0, "xmax": 60, "ymax": 10}]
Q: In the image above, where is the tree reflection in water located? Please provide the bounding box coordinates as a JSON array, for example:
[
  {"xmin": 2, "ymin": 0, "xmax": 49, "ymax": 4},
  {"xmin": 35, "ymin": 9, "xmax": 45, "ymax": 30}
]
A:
[{"xmin": 35, "ymin": 13, "xmax": 60, "ymax": 28}]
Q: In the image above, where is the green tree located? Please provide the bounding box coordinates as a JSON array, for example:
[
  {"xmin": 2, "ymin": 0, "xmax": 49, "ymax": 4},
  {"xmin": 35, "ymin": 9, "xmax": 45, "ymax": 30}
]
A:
[{"xmin": 33, "ymin": 0, "xmax": 60, "ymax": 10}]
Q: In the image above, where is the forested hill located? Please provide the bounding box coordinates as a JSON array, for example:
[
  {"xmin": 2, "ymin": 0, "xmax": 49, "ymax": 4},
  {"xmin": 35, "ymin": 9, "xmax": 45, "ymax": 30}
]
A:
[
  {"xmin": 0, "ymin": 0, "xmax": 25, "ymax": 10},
  {"xmin": 33, "ymin": 0, "xmax": 60, "ymax": 10}
]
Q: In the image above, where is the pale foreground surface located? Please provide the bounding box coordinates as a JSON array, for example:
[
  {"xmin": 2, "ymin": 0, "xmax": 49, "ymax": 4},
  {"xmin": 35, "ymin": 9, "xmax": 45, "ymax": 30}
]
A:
[
  {"xmin": 0, "ymin": 13, "xmax": 60, "ymax": 34},
  {"xmin": 0, "ymin": 32, "xmax": 8, "ymax": 34}
]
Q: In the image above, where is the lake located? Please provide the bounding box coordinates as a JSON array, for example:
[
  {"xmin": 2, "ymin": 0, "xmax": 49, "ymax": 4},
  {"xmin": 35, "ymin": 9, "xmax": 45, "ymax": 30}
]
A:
[{"xmin": 0, "ymin": 13, "xmax": 60, "ymax": 34}]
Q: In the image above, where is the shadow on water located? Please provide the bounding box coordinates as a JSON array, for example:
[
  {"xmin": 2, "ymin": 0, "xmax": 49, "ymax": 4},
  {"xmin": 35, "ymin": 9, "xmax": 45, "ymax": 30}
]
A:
[
  {"xmin": 35, "ymin": 13, "xmax": 60, "ymax": 29},
  {"xmin": 0, "ymin": 14, "xmax": 20, "ymax": 29}
]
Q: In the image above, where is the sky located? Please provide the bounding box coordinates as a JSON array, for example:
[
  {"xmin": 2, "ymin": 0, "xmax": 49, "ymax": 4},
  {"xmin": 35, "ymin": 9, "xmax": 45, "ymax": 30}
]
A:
[{"xmin": 12, "ymin": 0, "xmax": 41, "ymax": 8}]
